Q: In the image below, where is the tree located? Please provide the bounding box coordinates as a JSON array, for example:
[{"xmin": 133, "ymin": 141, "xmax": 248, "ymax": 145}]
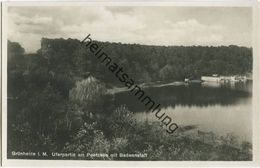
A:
[
  {"xmin": 69, "ymin": 76, "xmax": 106, "ymax": 119},
  {"xmin": 8, "ymin": 40, "xmax": 25, "ymax": 69}
]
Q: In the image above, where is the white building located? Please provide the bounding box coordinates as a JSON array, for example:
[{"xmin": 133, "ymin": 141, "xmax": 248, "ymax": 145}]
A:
[
  {"xmin": 201, "ymin": 75, "xmax": 247, "ymax": 82},
  {"xmin": 201, "ymin": 76, "xmax": 221, "ymax": 82}
]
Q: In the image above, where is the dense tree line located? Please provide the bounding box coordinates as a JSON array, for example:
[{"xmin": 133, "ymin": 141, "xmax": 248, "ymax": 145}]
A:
[
  {"xmin": 7, "ymin": 39, "xmax": 252, "ymax": 160},
  {"xmin": 38, "ymin": 38, "xmax": 252, "ymax": 85}
]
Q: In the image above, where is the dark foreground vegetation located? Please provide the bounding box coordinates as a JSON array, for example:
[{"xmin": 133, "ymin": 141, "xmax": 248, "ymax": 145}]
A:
[{"xmin": 7, "ymin": 39, "xmax": 252, "ymax": 160}]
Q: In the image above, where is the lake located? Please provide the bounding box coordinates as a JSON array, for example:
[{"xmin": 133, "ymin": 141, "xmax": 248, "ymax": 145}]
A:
[{"xmin": 114, "ymin": 81, "xmax": 252, "ymax": 142}]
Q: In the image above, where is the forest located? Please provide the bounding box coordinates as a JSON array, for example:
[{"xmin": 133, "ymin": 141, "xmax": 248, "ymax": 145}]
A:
[{"xmin": 7, "ymin": 38, "xmax": 252, "ymax": 160}]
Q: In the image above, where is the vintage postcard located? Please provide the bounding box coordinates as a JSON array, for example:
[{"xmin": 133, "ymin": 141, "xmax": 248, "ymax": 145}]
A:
[{"xmin": 1, "ymin": 1, "xmax": 260, "ymax": 167}]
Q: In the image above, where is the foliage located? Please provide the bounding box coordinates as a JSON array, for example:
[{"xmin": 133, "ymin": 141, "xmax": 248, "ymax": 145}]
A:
[
  {"xmin": 69, "ymin": 77, "xmax": 106, "ymax": 108},
  {"xmin": 63, "ymin": 122, "xmax": 110, "ymax": 159},
  {"xmin": 38, "ymin": 38, "xmax": 252, "ymax": 84},
  {"xmin": 7, "ymin": 40, "xmax": 252, "ymax": 161},
  {"xmin": 8, "ymin": 40, "xmax": 25, "ymax": 70}
]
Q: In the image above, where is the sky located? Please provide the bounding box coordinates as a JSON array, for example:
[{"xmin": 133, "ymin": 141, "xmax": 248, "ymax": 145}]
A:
[{"xmin": 8, "ymin": 6, "xmax": 252, "ymax": 53}]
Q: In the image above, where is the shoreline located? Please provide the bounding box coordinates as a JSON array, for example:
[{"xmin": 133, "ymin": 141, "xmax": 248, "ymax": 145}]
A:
[
  {"xmin": 107, "ymin": 79, "xmax": 253, "ymax": 94},
  {"xmin": 107, "ymin": 81, "xmax": 186, "ymax": 94}
]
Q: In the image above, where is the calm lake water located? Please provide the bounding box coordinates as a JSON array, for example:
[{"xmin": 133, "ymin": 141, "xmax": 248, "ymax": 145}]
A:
[{"xmin": 114, "ymin": 81, "xmax": 252, "ymax": 142}]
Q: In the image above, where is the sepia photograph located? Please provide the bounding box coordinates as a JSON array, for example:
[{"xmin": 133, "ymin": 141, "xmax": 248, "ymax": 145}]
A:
[{"xmin": 1, "ymin": 1, "xmax": 260, "ymax": 166}]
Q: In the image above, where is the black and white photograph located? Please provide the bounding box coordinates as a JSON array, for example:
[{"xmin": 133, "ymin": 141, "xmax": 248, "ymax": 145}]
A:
[{"xmin": 1, "ymin": 1, "xmax": 260, "ymax": 166}]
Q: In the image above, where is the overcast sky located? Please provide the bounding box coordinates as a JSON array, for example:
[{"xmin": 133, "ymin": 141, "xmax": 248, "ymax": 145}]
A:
[{"xmin": 8, "ymin": 6, "xmax": 252, "ymax": 53}]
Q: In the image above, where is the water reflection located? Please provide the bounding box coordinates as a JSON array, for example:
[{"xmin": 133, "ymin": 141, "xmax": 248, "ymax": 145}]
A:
[
  {"xmin": 114, "ymin": 81, "xmax": 252, "ymax": 142},
  {"xmin": 114, "ymin": 81, "xmax": 252, "ymax": 112}
]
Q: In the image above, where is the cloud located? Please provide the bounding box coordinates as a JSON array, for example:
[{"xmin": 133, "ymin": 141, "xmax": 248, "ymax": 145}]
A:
[
  {"xmin": 167, "ymin": 19, "xmax": 225, "ymax": 46},
  {"xmin": 106, "ymin": 6, "xmax": 134, "ymax": 14},
  {"xmin": 7, "ymin": 6, "xmax": 252, "ymax": 53}
]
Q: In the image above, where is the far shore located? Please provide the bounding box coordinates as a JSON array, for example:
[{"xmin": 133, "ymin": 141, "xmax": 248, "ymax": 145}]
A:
[
  {"xmin": 107, "ymin": 81, "xmax": 187, "ymax": 94},
  {"xmin": 107, "ymin": 78, "xmax": 252, "ymax": 95}
]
